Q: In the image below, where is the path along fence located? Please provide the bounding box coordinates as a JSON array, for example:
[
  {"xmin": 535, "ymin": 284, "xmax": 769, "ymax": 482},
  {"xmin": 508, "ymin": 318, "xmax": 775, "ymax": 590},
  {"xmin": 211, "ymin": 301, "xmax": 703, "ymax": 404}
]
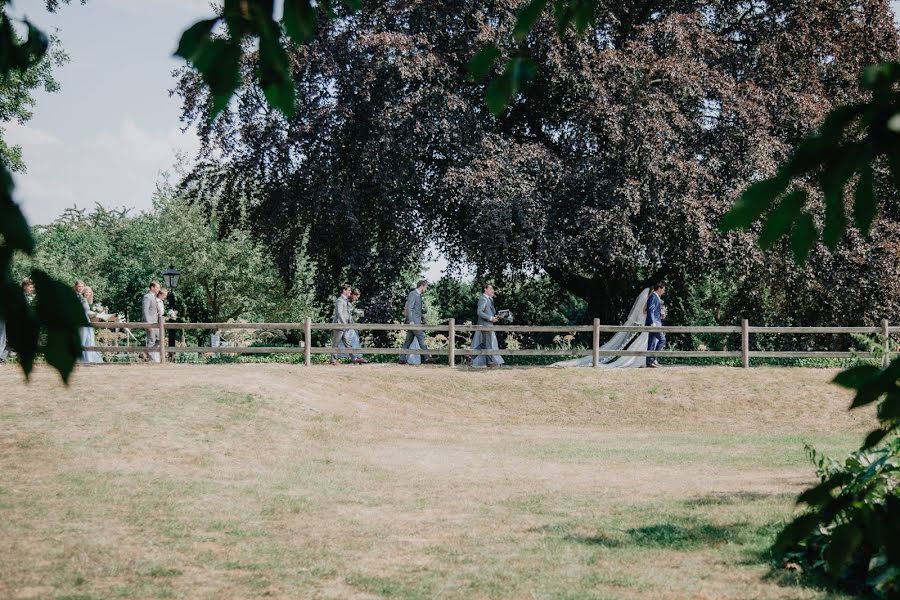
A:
[{"xmin": 84, "ymin": 317, "xmax": 900, "ymax": 368}]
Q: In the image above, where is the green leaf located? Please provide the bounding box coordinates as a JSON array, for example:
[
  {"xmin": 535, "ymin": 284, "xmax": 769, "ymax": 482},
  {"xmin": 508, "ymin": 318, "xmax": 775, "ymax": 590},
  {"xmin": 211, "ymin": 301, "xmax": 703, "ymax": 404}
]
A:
[
  {"xmin": 773, "ymin": 513, "xmax": 821, "ymax": 553},
  {"xmin": 797, "ymin": 474, "xmax": 848, "ymax": 506},
  {"xmin": 571, "ymin": 0, "xmax": 596, "ymax": 33},
  {"xmin": 833, "ymin": 364, "xmax": 881, "ymax": 390},
  {"xmin": 790, "ymin": 212, "xmax": 817, "ymax": 264},
  {"xmin": 174, "ymin": 18, "xmax": 220, "ymax": 61},
  {"xmin": 468, "ymin": 44, "xmax": 501, "ymax": 81},
  {"xmin": 256, "ymin": 15, "xmax": 296, "ymax": 117},
  {"xmin": 0, "ymin": 278, "xmax": 38, "ymax": 376},
  {"xmin": 819, "ymin": 147, "xmax": 861, "ymax": 249},
  {"xmin": 552, "ymin": 0, "xmax": 571, "ymax": 35},
  {"xmin": 719, "ymin": 177, "xmax": 789, "ymax": 232},
  {"xmin": 485, "ymin": 58, "xmax": 536, "ymax": 115},
  {"xmin": 758, "ymin": 189, "xmax": 806, "ymax": 250},
  {"xmin": 825, "ymin": 523, "xmax": 863, "ymax": 574},
  {"xmin": 876, "ymin": 392, "xmax": 900, "ymax": 420},
  {"xmin": 863, "ymin": 427, "xmax": 891, "ymax": 449},
  {"xmin": 818, "ymin": 104, "xmax": 864, "ymax": 143},
  {"xmin": 853, "ymin": 162, "xmax": 876, "ymax": 237},
  {"xmin": 283, "ymin": 0, "xmax": 317, "ymax": 44},
  {"xmin": 43, "ymin": 327, "xmax": 80, "ymax": 382},
  {"xmin": 0, "ymin": 196, "xmax": 36, "ymax": 254},
  {"xmin": 189, "ymin": 38, "xmax": 243, "ymax": 117},
  {"xmin": 513, "ymin": 0, "xmax": 548, "ymax": 42},
  {"xmin": 32, "ymin": 269, "xmax": 87, "ymax": 384},
  {"xmin": 21, "ymin": 20, "xmax": 49, "ymax": 63}
]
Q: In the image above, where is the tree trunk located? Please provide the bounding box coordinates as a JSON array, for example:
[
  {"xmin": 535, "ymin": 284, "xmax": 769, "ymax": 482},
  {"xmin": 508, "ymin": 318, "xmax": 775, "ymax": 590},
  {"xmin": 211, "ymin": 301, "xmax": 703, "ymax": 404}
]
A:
[{"xmin": 545, "ymin": 267, "xmax": 664, "ymax": 325}]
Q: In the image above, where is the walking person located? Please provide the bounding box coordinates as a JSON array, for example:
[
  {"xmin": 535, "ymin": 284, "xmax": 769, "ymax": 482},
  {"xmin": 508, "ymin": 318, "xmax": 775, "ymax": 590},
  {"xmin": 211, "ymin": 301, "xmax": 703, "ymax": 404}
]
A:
[
  {"xmin": 645, "ymin": 283, "xmax": 666, "ymax": 368},
  {"xmin": 399, "ymin": 279, "xmax": 434, "ymax": 365},
  {"xmin": 346, "ymin": 287, "xmax": 368, "ymax": 364},
  {"xmin": 142, "ymin": 281, "xmax": 161, "ymax": 362},
  {"xmin": 79, "ymin": 286, "xmax": 103, "ymax": 364},
  {"xmin": 1, "ymin": 279, "xmax": 37, "ymax": 364},
  {"xmin": 330, "ymin": 283, "xmax": 353, "ymax": 365},
  {"xmin": 470, "ymin": 283, "xmax": 504, "ymax": 368}
]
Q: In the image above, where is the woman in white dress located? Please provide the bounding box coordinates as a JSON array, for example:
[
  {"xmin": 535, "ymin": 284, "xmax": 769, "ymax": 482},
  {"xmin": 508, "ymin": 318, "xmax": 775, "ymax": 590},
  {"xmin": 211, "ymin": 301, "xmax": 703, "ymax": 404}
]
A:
[
  {"xmin": 344, "ymin": 288, "xmax": 368, "ymax": 364},
  {"xmin": 78, "ymin": 286, "xmax": 104, "ymax": 364},
  {"xmin": 553, "ymin": 288, "xmax": 651, "ymax": 368}
]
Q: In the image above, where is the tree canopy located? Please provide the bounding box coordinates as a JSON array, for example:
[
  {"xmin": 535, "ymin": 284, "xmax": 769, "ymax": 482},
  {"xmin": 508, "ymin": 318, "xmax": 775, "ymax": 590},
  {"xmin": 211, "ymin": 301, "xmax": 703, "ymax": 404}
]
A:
[{"xmin": 175, "ymin": 0, "xmax": 900, "ymax": 326}]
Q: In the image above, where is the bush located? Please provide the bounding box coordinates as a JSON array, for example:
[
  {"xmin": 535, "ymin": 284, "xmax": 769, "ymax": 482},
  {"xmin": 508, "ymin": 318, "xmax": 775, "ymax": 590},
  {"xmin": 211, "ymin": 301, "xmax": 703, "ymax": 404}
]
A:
[{"xmin": 776, "ymin": 436, "xmax": 900, "ymax": 597}]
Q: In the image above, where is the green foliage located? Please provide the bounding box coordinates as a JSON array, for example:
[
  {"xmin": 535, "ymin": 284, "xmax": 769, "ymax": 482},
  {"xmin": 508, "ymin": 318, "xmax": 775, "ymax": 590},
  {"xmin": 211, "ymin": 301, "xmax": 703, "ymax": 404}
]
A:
[
  {"xmin": 0, "ymin": 32, "xmax": 67, "ymax": 172},
  {"xmin": 0, "ymin": 3, "xmax": 82, "ymax": 381},
  {"xmin": 175, "ymin": 0, "xmax": 367, "ymax": 118},
  {"xmin": 775, "ymin": 437, "xmax": 900, "ymax": 597},
  {"xmin": 718, "ymin": 62, "xmax": 900, "ymax": 262},
  {"xmin": 15, "ymin": 179, "xmax": 317, "ymax": 330}
]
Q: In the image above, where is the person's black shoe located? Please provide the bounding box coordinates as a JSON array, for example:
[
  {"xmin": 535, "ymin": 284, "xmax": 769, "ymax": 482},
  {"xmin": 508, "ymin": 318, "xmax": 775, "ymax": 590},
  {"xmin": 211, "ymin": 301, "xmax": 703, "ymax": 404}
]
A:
[
  {"xmin": 398, "ymin": 360, "xmax": 408, "ymax": 365},
  {"xmin": 423, "ymin": 358, "xmax": 436, "ymax": 364}
]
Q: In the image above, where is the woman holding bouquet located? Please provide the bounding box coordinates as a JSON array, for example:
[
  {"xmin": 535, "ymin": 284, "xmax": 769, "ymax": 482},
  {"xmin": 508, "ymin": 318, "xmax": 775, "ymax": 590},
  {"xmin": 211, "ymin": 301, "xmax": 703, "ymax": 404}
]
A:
[{"xmin": 78, "ymin": 286, "xmax": 104, "ymax": 364}]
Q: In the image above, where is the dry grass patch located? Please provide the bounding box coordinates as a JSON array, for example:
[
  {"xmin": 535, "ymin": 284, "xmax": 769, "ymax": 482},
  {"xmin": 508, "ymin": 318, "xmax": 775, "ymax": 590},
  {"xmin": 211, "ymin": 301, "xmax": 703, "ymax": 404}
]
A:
[{"xmin": 0, "ymin": 364, "xmax": 873, "ymax": 599}]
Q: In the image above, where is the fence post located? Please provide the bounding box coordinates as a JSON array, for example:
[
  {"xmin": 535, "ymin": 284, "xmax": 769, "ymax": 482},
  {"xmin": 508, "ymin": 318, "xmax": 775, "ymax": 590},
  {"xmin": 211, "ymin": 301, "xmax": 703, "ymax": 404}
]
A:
[
  {"xmin": 741, "ymin": 319, "xmax": 749, "ymax": 369},
  {"xmin": 448, "ymin": 319, "xmax": 456, "ymax": 367},
  {"xmin": 882, "ymin": 319, "xmax": 890, "ymax": 368},
  {"xmin": 592, "ymin": 318, "xmax": 600, "ymax": 368},
  {"xmin": 158, "ymin": 312, "xmax": 166, "ymax": 366},
  {"xmin": 304, "ymin": 317, "xmax": 312, "ymax": 367}
]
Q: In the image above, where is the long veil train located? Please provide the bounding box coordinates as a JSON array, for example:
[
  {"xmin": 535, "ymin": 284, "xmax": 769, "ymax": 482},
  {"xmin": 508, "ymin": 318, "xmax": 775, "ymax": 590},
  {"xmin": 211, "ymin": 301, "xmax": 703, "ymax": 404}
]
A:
[{"xmin": 552, "ymin": 288, "xmax": 650, "ymax": 368}]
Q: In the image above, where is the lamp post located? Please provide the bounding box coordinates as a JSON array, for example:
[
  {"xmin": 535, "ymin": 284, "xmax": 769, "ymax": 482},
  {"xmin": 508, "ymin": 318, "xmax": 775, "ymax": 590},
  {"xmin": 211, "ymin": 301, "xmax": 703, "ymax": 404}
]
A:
[{"xmin": 162, "ymin": 265, "xmax": 180, "ymax": 357}]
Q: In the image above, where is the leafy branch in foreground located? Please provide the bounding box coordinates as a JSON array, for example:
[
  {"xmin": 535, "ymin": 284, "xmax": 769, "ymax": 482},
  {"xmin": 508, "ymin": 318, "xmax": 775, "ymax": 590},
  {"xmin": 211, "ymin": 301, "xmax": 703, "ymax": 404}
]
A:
[
  {"xmin": 176, "ymin": 0, "xmax": 603, "ymax": 118},
  {"xmin": 775, "ymin": 437, "xmax": 900, "ymax": 597},
  {"xmin": 717, "ymin": 58, "xmax": 900, "ymax": 597},
  {"xmin": 718, "ymin": 62, "xmax": 900, "ymax": 263},
  {"xmin": 0, "ymin": 4, "xmax": 86, "ymax": 381}
]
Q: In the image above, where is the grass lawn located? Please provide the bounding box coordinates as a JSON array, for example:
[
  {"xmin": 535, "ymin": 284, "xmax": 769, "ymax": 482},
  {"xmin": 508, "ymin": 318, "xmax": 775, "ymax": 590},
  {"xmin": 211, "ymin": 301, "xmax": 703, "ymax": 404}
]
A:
[{"xmin": 0, "ymin": 364, "xmax": 875, "ymax": 599}]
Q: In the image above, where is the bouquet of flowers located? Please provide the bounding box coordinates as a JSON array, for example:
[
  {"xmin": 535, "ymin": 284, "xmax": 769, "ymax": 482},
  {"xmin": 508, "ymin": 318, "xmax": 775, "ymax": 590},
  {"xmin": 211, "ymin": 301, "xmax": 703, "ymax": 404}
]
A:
[
  {"xmin": 497, "ymin": 309, "xmax": 514, "ymax": 323},
  {"xmin": 167, "ymin": 309, "xmax": 179, "ymax": 320}
]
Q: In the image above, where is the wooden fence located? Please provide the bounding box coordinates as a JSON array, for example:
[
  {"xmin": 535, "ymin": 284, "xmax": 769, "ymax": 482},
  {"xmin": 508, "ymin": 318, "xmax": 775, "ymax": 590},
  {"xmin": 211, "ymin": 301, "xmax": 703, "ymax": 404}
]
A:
[{"xmin": 83, "ymin": 317, "xmax": 899, "ymax": 368}]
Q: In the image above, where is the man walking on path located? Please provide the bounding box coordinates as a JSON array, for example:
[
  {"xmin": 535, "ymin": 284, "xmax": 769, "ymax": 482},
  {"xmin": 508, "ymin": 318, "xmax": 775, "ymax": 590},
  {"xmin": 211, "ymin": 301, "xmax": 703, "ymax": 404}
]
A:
[
  {"xmin": 142, "ymin": 281, "xmax": 161, "ymax": 362},
  {"xmin": 399, "ymin": 279, "xmax": 434, "ymax": 364},
  {"xmin": 645, "ymin": 283, "xmax": 666, "ymax": 368}
]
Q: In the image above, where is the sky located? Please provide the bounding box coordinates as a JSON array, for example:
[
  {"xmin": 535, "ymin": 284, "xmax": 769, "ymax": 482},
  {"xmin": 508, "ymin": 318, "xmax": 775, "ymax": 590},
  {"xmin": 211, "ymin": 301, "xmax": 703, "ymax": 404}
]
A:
[{"xmin": 5, "ymin": 1, "xmax": 900, "ymax": 282}]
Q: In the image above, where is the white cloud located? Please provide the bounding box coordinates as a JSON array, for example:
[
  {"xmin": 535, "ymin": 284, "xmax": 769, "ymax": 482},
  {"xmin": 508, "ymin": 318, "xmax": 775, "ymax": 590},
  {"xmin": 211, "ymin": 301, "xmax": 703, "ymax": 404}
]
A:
[
  {"xmin": 3, "ymin": 122, "xmax": 64, "ymax": 148},
  {"xmin": 85, "ymin": 114, "xmax": 198, "ymax": 166},
  {"xmin": 12, "ymin": 114, "xmax": 199, "ymax": 224}
]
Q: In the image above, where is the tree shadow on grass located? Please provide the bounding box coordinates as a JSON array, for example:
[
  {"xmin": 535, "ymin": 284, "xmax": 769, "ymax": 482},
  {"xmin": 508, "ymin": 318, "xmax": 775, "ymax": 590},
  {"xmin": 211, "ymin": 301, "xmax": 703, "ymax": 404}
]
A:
[{"xmin": 558, "ymin": 520, "xmax": 753, "ymax": 550}]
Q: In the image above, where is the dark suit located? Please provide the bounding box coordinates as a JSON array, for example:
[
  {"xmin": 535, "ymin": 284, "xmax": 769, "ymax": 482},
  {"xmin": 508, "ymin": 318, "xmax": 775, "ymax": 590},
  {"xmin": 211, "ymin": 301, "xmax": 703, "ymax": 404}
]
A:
[{"xmin": 645, "ymin": 292, "xmax": 665, "ymax": 366}]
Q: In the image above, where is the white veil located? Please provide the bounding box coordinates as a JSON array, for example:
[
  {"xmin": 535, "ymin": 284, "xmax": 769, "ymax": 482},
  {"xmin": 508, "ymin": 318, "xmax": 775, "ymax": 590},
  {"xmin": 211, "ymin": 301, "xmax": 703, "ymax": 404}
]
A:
[{"xmin": 552, "ymin": 288, "xmax": 650, "ymax": 368}]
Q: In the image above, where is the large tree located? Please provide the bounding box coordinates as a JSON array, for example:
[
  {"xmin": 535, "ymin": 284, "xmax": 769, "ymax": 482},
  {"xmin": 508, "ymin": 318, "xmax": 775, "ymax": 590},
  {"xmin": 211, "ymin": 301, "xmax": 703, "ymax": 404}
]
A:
[{"xmin": 175, "ymin": 0, "xmax": 900, "ymax": 324}]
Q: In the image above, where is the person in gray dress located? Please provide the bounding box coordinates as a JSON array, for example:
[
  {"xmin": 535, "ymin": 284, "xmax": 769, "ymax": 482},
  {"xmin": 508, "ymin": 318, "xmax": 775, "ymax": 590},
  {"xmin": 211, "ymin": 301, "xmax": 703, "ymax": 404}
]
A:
[
  {"xmin": 399, "ymin": 279, "xmax": 435, "ymax": 364},
  {"xmin": 470, "ymin": 283, "xmax": 504, "ymax": 368},
  {"xmin": 345, "ymin": 288, "xmax": 368, "ymax": 364},
  {"xmin": 330, "ymin": 283, "xmax": 354, "ymax": 364}
]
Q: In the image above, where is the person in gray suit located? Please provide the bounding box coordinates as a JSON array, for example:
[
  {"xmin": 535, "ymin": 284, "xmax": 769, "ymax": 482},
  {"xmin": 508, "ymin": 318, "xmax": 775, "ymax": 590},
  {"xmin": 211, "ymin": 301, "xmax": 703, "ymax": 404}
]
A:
[
  {"xmin": 142, "ymin": 280, "xmax": 161, "ymax": 362},
  {"xmin": 399, "ymin": 279, "xmax": 434, "ymax": 364},
  {"xmin": 330, "ymin": 283, "xmax": 354, "ymax": 364},
  {"xmin": 0, "ymin": 314, "xmax": 6, "ymax": 364},
  {"xmin": 471, "ymin": 283, "xmax": 504, "ymax": 368}
]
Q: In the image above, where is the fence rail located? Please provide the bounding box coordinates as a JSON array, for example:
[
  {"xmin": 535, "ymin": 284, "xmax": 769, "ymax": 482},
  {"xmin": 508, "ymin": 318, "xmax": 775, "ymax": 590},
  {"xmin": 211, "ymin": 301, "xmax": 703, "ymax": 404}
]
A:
[{"xmin": 79, "ymin": 316, "xmax": 898, "ymax": 368}]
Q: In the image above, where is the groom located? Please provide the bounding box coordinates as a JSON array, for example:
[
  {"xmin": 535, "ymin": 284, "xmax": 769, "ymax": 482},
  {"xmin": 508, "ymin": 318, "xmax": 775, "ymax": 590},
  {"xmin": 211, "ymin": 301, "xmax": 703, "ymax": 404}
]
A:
[{"xmin": 645, "ymin": 283, "xmax": 666, "ymax": 368}]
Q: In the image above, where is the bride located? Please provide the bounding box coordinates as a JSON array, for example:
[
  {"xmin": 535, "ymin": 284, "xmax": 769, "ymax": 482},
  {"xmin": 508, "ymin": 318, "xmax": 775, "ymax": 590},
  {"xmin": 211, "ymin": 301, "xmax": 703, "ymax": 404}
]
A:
[{"xmin": 553, "ymin": 288, "xmax": 650, "ymax": 368}]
